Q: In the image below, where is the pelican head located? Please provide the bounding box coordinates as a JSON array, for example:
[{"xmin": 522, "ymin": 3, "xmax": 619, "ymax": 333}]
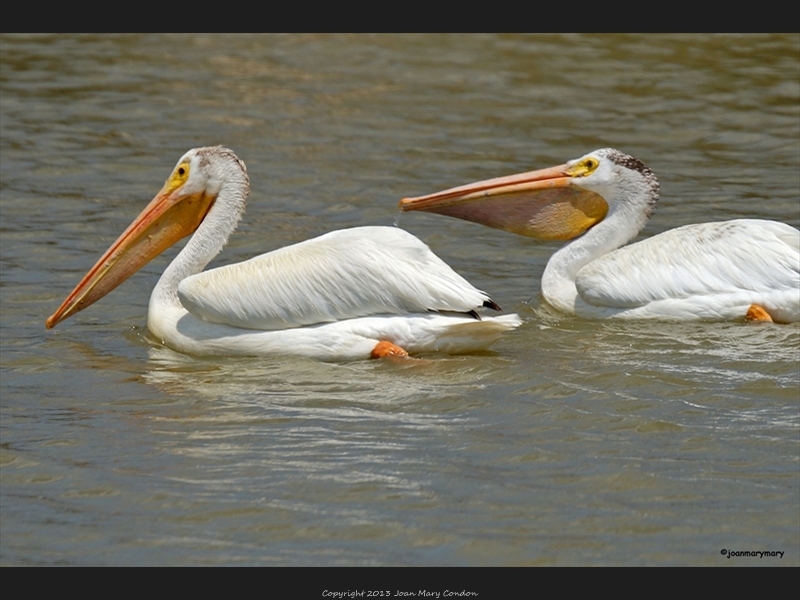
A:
[
  {"xmin": 399, "ymin": 148, "xmax": 660, "ymax": 241},
  {"xmin": 46, "ymin": 146, "xmax": 249, "ymax": 329}
]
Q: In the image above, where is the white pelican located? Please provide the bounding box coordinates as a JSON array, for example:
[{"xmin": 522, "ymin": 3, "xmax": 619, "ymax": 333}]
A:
[
  {"xmin": 400, "ymin": 148, "xmax": 800, "ymax": 323},
  {"xmin": 46, "ymin": 146, "xmax": 520, "ymax": 360}
]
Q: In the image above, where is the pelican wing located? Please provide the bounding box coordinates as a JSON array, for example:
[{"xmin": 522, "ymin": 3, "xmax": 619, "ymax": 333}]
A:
[
  {"xmin": 177, "ymin": 226, "xmax": 493, "ymax": 330},
  {"xmin": 575, "ymin": 219, "xmax": 800, "ymax": 309}
]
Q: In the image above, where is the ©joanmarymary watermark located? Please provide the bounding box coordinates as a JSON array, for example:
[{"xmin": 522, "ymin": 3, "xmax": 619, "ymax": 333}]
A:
[{"xmin": 721, "ymin": 549, "xmax": 784, "ymax": 559}]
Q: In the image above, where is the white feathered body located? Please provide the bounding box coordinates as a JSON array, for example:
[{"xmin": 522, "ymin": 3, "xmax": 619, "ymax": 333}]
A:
[
  {"xmin": 148, "ymin": 226, "xmax": 520, "ymax": 360},
  {"xmin": 542, "ymin": 219, "xmax": 800, "ymax": 323}
]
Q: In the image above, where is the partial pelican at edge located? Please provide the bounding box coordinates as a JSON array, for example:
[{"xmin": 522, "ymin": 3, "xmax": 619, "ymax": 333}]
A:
[{"xmin": 400, "ymin": 148, "xmax": 799, "ymax": 323}]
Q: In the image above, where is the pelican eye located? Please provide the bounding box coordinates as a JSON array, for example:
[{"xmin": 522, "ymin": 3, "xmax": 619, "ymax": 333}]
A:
[
  {"xmin": 566, "ymin": 157, "xmax": 599, "ymax": 178},
  {"xmin": 164, "ymin": 162, "xmax": 191, "ymax": 194}
]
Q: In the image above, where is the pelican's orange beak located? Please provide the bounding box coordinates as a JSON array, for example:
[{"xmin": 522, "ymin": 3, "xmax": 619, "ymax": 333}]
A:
[
  {"xmin": 46, "ymin": 170, "xmax": 216, "ymax": 329},
  {"xmin": 399, "ymin": 162, "xmax": 608, "ymax": 240}
]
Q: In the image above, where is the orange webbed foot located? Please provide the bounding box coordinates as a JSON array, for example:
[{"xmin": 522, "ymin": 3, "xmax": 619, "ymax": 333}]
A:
[
  {"xmin": 370, "ymin": 341, "xmax": 409, "ymax": 359},
  {"xmin": 745, "ymin": 304, "xmax": 773, "ymax": 323}
]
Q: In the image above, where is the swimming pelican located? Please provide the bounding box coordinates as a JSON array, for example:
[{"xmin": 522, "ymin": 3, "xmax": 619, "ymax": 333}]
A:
[
  {"xmin": 46, "ymin": 146, "xmax": 520, "ymax": 360},
  {"xmin": 400, "ymin": 148, "xmax": 800, "ymax": 323}
]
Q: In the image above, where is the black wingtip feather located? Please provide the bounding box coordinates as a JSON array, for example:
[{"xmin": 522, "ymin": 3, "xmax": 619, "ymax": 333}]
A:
[{"xmin": 483, "ymin": 299, "xmax": 502, "ymax": 312}]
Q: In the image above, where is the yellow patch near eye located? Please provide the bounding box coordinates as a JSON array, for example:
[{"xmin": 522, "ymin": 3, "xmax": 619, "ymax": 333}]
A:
[
  {"xmin": 566, "ymin": 158, "xmax": 599, "ymax": 178},
  {"xmin": 163, "ymin": 162, "xmax": 190, "ymax": 194}
]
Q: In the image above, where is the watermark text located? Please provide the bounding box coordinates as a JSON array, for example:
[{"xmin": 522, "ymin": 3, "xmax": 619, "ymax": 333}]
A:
[{"xmin": 720, "ymin": 548, "xmax": 783, "ymax": 559}]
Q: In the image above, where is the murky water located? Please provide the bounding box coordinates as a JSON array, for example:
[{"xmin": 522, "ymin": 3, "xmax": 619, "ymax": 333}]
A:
[{"xmin": 1, "ymin": 34, "xmax": 798, "ymax": 566}]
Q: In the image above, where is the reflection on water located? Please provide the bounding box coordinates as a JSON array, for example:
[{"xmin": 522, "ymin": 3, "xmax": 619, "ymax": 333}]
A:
[
  {"xmin": 144, "ymin": 344, "xmax": 505, "ymax": 411},
  {"xmin": 2, "ymin": 34, "xmax": 798, "ymax": 566}
]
